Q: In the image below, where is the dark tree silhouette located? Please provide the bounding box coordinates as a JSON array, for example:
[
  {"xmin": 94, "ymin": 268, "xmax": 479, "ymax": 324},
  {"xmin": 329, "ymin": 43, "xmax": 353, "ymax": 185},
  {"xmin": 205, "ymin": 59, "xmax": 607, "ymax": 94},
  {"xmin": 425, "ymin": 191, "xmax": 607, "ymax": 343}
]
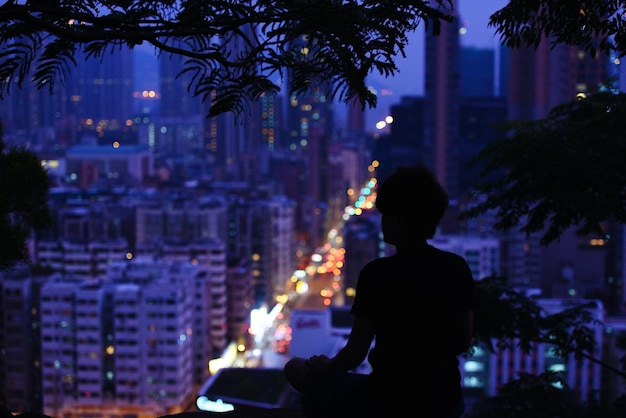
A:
[
  {"xmin": 0, "ymin": 125, "xmax": 52, "ymax": 271},
  {"xmin": 462, "ymin": 86, "xmax": 626, "ymax": 245},
  {"xmin": 490, "ymin": 0, "xmax": 626, "ymax": 59}
]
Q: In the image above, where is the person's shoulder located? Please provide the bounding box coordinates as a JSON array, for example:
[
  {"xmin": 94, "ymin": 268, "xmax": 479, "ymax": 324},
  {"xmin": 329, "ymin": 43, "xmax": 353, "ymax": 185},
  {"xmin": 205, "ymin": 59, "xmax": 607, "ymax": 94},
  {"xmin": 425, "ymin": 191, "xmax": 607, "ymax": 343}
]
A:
[
  {"xmin": 361, "ymin": 255, "xmax": 398, "ymax": 271},
  {"xmin": 427, "ymin": 244, "xmax": 469, "ymax": 266}
]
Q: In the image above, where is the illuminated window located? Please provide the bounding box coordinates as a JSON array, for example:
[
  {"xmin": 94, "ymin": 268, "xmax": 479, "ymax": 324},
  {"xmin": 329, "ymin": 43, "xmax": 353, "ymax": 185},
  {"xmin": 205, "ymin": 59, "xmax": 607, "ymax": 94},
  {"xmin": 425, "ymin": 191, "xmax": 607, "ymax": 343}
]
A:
[
  {"xmin": 464, "ymin": 360, "xmax": 484, "ymax": 373},
  {"xmin": 549, "ymin": 363, "xmax": 566, "ymax": 373}
]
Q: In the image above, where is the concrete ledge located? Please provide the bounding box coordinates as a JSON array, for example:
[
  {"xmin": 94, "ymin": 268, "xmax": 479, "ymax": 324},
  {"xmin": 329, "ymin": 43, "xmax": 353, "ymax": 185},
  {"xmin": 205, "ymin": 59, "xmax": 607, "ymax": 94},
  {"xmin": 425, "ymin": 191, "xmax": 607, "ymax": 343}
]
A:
[
  {"xmin": 162, "ymin": 410, "xmax": 305, "ymax": 417},
  {"xmin": 1, "ymin": 406, "xmax": 307, "ymax": 418}
]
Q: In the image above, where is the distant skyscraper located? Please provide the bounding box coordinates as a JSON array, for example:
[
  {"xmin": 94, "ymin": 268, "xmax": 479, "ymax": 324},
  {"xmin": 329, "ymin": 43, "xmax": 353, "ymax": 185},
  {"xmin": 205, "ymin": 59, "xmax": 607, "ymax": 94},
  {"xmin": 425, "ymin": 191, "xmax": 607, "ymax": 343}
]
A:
[
  {"xmin": 283, "ymin": 55, "xmax": 336, "ymax": 247},
  {"xmin": 65, "ymin": 47, "xmax": 135, "ymax": 133},
  {"xmin": 243, "ymin": 93, "xmax": 284, "ymax": 180},
  {"xmin": 286, "ymin": 85, "xmax": 335, "ymax": 179},
  {"xmin": 342, "ymin": 213, "xmax": 382, "ymax": 305},
  {"xmin": 201, "ymin": 25, "xmax": 262, "ymax": 180},
  {"xmin": 158, "ymin": 38, "xmax": 251, "ymax": 180},
  {"xmin": 346, "ymin": 97, "xmax": 366, "ymax": 139},
  {"xmin": 159, "ymin": 52, "xmax": 203, "ymax": 118},
  {"xmin": 157, "ymin": 48, "xmax": 208, "ymax": 172},
  {"xmin": 374, "ymin": 95, "xmax": 427, "ymax": 184},
  {"xmin": 424, "ymin": 3, "xmax": 462, "ymax": 199},
  {"xmin": 0, "ymin": 267, "xmax": 45, "ymax": 413},
  {"xmin": 457, "ymin": 96, "xmax": 507, "ymax": 196},
  {"xmin": 460, "ymin": 47, "xmax": 496, "ymax": 97},
  {"xmin": 498, "ymin": 45, "xmax": 510, "ymax": 98},
  {"xmin": 0, "ymin": 63, "xmax": 65, "ymax": 148},
  {"xmin": 507, "ymin": 42, "xmax": 611, "ymax": 121},
  {"xmin": 203, "ymin": 105, "xmax": 245, "ymax": 180}
]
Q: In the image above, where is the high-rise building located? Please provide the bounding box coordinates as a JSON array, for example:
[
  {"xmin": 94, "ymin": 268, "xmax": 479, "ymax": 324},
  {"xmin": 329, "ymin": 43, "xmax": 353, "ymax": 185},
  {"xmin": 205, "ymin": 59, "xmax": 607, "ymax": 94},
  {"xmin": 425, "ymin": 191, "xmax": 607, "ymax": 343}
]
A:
[
  {"xmin": 424, "ymin": 3, "xmax": 462, "ymax": 199},
  {"xmin": 0, "ymin": 266, "xmax": 47, "ymax": 413},
  {"xmin": 159, "ymin": 52, "xmax": 203, "ymax": 118},
  {"xmin": 507, "ymin": 42, "xmax": 611, "ymax": 122},
  {"xmin": 457, "ymin": 96, "xmax": 507, "ymax": 197},
  {"xmin": 0, "ymin": 55, "xmax": 65, "ymax": 149},
  {"xmin": 430, "ymin": 235, "xmax": 500, "ymax": 280},
  {"xmin": 338, "ymin": 141, "xmax": 369, "ymax": 201},
  {"xmin": 36, "ymin": 239, "xmax": 129, "ymax": 278},
  {"xmin": 42, "ymin": 188, "xmax": 137, "ymax": 248},
  {"xmin": 373, "ymin": 95, "xmax": 427, "ymax": 184},
  {"xmin": 269, "ymin": 153, "xmax": 310, "ymax": 244},
  {"xmin": 248, "ymin": 197, "xmax": 297, "ymax": 308},
  {"xmin": 225, "ymin": 257, "xmax": 255, "ymax": 344},
  {"xmin": 341, "ymin": 213, "xmax": 383, "ymax": 305},
  {"xmin": 460, "ymin": 47, "xmax": 496, "ymax": 98},
  {"xmin": 38, "ymin": 237, "xmax": 232, "ymax": 370},
  {"xmin": 244, "ymin": 93, "xmax": 285, "ymax": 181},
  {"xmin": 0, "ymin": 38, "xmax": 63, "ymax": 147},
  {"xmin": 38, "ymin": 259, "xmax": 220, "ymax": 417},
  {"xmin": 282, "ymin": 35, "xmax": 337, "ymax": 249},
  {"xmin": 65, "ymin": 48, "xmax": 135, "ymax": 144},
  {"xmin": 346, "ymin": 99, "xmax": 366, "ymax": 139},
  {"xmin": 135, "ymin": 194, "xmax": 228, "ymax": 246}
]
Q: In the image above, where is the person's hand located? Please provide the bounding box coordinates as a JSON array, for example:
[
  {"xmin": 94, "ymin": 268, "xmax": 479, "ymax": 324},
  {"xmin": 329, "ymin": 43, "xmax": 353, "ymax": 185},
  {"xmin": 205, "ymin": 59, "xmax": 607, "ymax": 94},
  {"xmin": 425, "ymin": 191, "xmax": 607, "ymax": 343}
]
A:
[{"xmin": 306, "ymin": 354, "xmax": 330, "ymax": 372}]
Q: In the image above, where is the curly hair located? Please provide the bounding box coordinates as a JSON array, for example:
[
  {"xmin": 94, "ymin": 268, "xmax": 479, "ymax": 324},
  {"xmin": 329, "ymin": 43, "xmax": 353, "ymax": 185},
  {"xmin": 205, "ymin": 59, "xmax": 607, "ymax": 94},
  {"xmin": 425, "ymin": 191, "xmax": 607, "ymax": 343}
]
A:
[{"xmin": 375, "ymin": 164, "xmax": 449, "ymax": 239}]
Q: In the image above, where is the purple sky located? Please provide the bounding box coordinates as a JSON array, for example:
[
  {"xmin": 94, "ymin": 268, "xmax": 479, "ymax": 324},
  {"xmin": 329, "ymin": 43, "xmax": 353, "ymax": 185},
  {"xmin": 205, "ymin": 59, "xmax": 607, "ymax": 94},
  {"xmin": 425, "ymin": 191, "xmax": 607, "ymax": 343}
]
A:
[{"xmin": 363, "ymin": 0, "xmax": 509, "ymax": 132}]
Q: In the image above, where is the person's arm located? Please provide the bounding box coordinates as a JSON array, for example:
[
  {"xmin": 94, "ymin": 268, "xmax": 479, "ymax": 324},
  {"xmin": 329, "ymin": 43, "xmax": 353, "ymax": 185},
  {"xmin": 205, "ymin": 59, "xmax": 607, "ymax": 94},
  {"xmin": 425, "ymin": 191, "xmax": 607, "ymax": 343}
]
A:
[
  {"xmin": 453, "ymin": 256, "xmax": 475, "ymax": 355},
  {"xmin": 307, "ymin": 315, "xmax": 375, "ymax": 375},
  {"xmin": 457, "ymin": 309, "xmax": 474, "ymax": 354}
]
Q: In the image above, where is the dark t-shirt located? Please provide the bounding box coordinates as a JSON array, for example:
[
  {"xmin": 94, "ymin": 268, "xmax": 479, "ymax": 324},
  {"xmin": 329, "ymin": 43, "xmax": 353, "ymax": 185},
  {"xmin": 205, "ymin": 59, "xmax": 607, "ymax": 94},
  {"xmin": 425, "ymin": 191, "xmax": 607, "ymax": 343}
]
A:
[{"xmin": 350, "ymin": 243, "xmax": 474, "ymax": 410}]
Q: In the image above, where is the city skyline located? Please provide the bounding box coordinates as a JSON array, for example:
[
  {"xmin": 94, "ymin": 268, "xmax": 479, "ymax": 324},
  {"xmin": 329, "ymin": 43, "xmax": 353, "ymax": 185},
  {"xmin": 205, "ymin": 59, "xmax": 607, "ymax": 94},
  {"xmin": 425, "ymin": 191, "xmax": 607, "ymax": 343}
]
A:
[
  {"xmin": 131, "ymin": 1, "xmax": 509, "ymax": 133},
  {"xmin": 365, "ymin": 0, "xmax": 508, "ymax": 130},
  {"xmin": 3, "ymin": 2, "xmax": 625, "ymax": 415}
]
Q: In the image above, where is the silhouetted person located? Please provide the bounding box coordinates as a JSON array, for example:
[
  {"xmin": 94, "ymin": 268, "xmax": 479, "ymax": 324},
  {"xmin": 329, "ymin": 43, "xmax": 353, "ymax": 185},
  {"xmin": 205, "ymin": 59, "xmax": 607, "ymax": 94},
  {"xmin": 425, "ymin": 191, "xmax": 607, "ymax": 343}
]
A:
[{"xmin": 284, "ymin": 164, "xmax": 474, "ymax": 417}]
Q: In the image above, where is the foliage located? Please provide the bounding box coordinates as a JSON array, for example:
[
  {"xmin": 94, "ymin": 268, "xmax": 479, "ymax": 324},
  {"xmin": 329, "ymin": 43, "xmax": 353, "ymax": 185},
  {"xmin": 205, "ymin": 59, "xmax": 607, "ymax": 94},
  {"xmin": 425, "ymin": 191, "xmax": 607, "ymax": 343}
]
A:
[
  {"xmin": 0, "ymin": 126, "xmax": 52, "ymax": 271},
  {"xmin": 472, "ymin": 1, "xmax": 626, "ymax": 246},
  {"xmin": 467, "ymin": 371, "xmax": 615, "ymax": 417},
  {"xmin": 489, "ymin": 0, "xmax": 626, "ymax": 59},
  {"xmin": 0, "ymin": 0, "xmax": 454, "ymax": 120},
  {"xmin": 461, "ymin": 86, "xmax": 626, "ymax": 245},
  {"xmin": 470, "ymin": 276, "xmax": 626, "ymax": 415},
  {"xmin": 473, "ymin": 276, "xmax": 603, "ymax": 367}
]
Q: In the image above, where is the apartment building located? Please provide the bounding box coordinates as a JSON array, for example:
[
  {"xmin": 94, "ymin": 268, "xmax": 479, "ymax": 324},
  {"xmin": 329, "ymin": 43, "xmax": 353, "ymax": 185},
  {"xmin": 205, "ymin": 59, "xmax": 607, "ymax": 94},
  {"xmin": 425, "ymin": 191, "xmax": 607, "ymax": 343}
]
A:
[
  {"xmin": 38, "ymin": 259, "xmax": 220, "ymax": 417},
  {"xmin": 430, "ymin": 235, "xmax": 500, "ymax": 280},
  {"xmin": 469, "ymin": 298, "xmax": 604, "ymax": 404}
]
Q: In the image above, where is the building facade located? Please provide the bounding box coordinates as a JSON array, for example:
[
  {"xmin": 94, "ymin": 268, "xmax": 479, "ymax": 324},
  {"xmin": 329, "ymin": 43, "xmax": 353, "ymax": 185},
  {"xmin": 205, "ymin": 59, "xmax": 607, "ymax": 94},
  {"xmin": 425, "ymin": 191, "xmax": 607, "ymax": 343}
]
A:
[{"xmin": 38, "ymin": 259, "xmax": 220, "ymax": 417}]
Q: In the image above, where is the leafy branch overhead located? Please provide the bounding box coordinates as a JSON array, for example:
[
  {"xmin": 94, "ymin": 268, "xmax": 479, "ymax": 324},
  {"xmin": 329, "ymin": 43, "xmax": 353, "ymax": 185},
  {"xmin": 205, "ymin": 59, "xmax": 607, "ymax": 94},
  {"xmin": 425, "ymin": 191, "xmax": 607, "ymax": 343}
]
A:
[
  {"xmin": 462, "ymin": 88, "xmax": 626, "ymax": 245},
  {"xmin": 489, "ymin": 0, "xmax": 626, "ymax": 59},
  {"xmin": 0, "ymin": 0, "xmax": 454, "ymax": 119}
]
